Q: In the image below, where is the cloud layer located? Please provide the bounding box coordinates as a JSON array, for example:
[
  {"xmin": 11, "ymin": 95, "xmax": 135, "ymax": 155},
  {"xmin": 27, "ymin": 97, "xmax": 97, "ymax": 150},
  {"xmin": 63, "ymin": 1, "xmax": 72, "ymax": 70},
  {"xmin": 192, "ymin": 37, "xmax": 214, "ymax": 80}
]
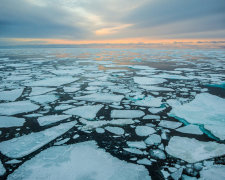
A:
[{"xmin": 0, "ymin": 0, "xmax": 225, "ymax": 44}]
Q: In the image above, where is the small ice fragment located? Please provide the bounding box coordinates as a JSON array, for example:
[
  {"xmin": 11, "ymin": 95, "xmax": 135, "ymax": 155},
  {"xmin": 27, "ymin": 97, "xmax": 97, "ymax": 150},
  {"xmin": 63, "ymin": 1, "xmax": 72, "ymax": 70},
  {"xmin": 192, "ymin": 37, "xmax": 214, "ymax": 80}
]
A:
[
  {"xmin": 54, "ymin": 138, "xmax": 70, "ymax": 145},
  {"xmin": 149, "ymin": 149, "xmax": 166, "ymax": 160},
  {"xmin": 137, "ymin": 158, "xmax": 152, "ymax": 165},
  {"xmin": 0, "ymin": 160, "xmax": 6, "ymax": 176},
  {"xmin": 96, "ymin": 128, "xmax": 105, "ymax": 134},
  {"xmin": 123, "ymin": 148, "xmax": 143, "ymax": 155},
  {"xmin": 133, "ymin": 77, "xmax": 166, "ymax": 85},
  {"xmin": 29, "ymin": 94, "xmax": 58, "ymax": 104}
]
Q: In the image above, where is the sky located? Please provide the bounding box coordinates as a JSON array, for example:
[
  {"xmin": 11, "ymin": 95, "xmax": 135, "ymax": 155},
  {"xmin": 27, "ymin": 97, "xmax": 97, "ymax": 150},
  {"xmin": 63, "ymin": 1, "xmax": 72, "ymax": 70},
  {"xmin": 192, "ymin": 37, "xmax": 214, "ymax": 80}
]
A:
[{"xmin": 0, "ymin": 0, "xmax": 225, "ymax": 46}]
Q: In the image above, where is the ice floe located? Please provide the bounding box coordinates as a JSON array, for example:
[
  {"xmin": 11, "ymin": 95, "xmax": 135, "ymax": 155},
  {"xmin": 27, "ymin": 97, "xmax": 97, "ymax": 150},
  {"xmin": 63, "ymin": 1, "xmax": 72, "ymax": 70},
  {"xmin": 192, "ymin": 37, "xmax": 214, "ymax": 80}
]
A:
[
  {"xmin": 0, "ymin": 88, "xmax": 24, "ymax": 101},
  {"xmin": 64, "ymin": 105, "xmax": 103, "ymax": 119},
  {"xmin": 74, "ymin": 93, "xmax": 124, "ymax": 103},
  {"xmin": 30, "ymin": 87, "xmax": 55, "ymax": 96},
  {"xmin": 158, "ymin": 120, "xmax": 182, "ymax": 129},
  {"xmin": 0, "ymin": 101, "xmax": 39, "ymax": 115},
  {"xmin": 127, "ymin": 141, "xmax": 147, "ymax": 149},
  {"xmin": 7, "ymin": 141, "xmax": 151, "ymax": 180},
  {"xmin": 111, "ymin": 110, "xmax": 145, "ymax": 118},
  {"xmin": 135, "ymin": 126, "xmax": 156, "ymax": 136},
  {"xmin": 134, "ymin": 96, "xmax": 162, "ymax": 107},
  {"xmin": 29, "ymin": 94, "xmax": 58, "ymax": 104},
  {"xmin": 204, "ymin": 125, "xmax": 225, "ymax": 141},
  {"xmin": 37, "ymin": 115, "xmax": 72, "ymax": 126},
  {"xmin": 105, "ymin": 126, "xmax": 124, "ymax": 135},
  {"xmin": 0, "ymin": 121, "xmax": 76, "ymax": 158},
  {"xmin": 145, "ymin": 134, "xmax": 161, "ymax": 145},
  {"xmin": 0, "ymin": 116, "xmax": 25, "ymax": 128},
  {"xmin": 166, "ymin": 136, "xmax": 225, "ymax": 163}
]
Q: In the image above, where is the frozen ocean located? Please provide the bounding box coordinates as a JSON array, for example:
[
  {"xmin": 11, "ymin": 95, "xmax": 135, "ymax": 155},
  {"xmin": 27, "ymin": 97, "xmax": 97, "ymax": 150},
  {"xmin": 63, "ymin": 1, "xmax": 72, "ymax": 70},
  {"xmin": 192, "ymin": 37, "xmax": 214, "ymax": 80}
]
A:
[{"xmin": 0, "ymin": 48, "xmax": 225, "ymax": 180}]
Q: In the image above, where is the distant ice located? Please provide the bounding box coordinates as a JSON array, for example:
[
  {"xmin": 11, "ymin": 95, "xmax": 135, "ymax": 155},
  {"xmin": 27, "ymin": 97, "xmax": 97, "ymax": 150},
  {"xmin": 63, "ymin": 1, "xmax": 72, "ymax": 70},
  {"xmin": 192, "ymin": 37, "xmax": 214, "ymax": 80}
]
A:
[
  {"xmin": 140, "ymin": 86, "xmax": 174, "ymax": 91},
  {"xmin": 51, "ymin": 69, "xmax": 84, "ymax": 76},
  {"xmin": 166, "ymin": 136, "xmax": 225, "ymax": 163},
  {"xmin": 111, "ymin": 110, "xmax": 145, "ymax": 119},
  {"xmin": 25, "ymin": 77, "xmax": 78, "ymax": 87},
  {"xmin": 133, "ymin": 77, "xmax": 166, "ymax": 85},
  {"xmin": 37, "ymin": 115, "xmax": 72, "ymax": 126},
  {"xmin": 0, "ymin": 88, "xmax": 24, "ymax": 101},
  {"xmin": 0, "ymin": 116, "xmax": 25, "ymax": 128},
  {"xmin": 74, "ymin": 93, "xmax": 124, "ymax": 103},
  {"xmin": 0, "ymin": 101, "xmax": 39, "ymax": 115},
  {"xmin": 134, "ymin": 96, "xmax": 162, "ymax": 107},
  {"xmin": 64, "ymin": 105, "xmax": 103, "ymax": 119},
  {"xmin": 135, "ymin": 126, "xmax": 156, "ymax": 136},
  {"xmin": 0, "ymin": 121, "xmax": 76, "ymax": 158},
  {"xmin": 8, "ymin": 141, "xmax": 150, "ymax": 180}
]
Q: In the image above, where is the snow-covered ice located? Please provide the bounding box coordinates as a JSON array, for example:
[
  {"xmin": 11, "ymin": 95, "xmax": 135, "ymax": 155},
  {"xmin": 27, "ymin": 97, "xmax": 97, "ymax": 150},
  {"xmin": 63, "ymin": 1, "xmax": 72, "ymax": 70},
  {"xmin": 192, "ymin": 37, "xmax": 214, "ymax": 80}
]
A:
[
  {"xmin": 7, "ymin": 141, "xmax": 151, "ymax": 180},
  {"xmin": 0, "ymin": 121, "xmax": 76, "ymax": 158},
  {"xmin": 200, "ymin": 164, "xmax": 225, "ymax": 180},
  {"xmin": 158, "ymin": 120, "xmax": 182, "ymax": 129},
  {"xmin": 30, "ymin": 87, "xmax": 55, "ymax": 96},
  {"xmin": 176, "ymin": 125, "xmax": 203, "ymax": 135},
  {"xmin": 166, "ymin": 136, "xmax": 225, "ymax": 163},
  {"xmin": 29, "ymin": 94, "xmax": 58, "ymax": 104},
  {"xmin": 133, "ymin": 77, "xmax": 167, "ymax": 85},
  {"xmin": 127, "ymin": 141, "xmax": 147, "ymax": 149}
]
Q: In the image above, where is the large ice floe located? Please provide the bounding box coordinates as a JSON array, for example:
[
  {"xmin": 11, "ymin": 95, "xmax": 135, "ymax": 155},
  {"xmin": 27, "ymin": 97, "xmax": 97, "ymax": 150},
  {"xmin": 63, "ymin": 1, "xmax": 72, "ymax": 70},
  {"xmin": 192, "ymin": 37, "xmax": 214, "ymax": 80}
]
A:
[
  {"xmin": 200, "ymin": 164, "xmax": 225, "ymax": 180},
  {"xmin": 37, "ymin": 115, "xmax": 72, "ymax": 126},
  {"xmin": 168, "ymin": 93, "xmax": 225, "ymax": 140},
  {"xmin": 111, "ymin": 110, "xmax": 145, "ymax": 118},
  {"xmin": 166, "ymin": 136, "xmax": 225, "ymax": 163},
  {"xmin": 133, "ymin": 77, "xmax": 167, "ymax": 85},
  {"xmin": 0, "ymin": 101, "xmax": 39, "ymax": 115},
  {"xmin": 0, "ymin": 121, "xmax": 76, "ymax": 158},
  {"xmin": 7, "ymin": 141, "xmax": 151, "ymax": 180}
]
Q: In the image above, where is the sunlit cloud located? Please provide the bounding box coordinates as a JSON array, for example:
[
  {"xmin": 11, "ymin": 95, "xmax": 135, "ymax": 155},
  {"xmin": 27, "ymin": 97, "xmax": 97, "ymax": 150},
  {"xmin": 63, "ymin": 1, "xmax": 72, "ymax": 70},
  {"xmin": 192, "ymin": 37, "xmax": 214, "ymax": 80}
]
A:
[{"xmin": 95, "ymin": 24, "xmax": 133, "ymax": 35}]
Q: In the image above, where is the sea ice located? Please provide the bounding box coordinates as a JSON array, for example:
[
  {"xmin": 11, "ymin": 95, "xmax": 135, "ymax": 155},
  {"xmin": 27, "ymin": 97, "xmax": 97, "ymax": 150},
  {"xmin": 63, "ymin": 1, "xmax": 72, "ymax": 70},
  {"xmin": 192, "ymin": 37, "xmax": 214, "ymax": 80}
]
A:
[
  {"xmin": 0, "ymin": 121, "xmax": 76, "ymax": 158},
  {"xmin": 37, "ymin": 115, "xmax": 72, "ymax": 126},
  {"xmin": 149, "ymin": 149, "xmax": 166, "ymax": 160},
  {"xmin": 8, "ymin": 141, "xmax": 151, "ymax": 180},
  {"xmin": 137, "ymin": 158, "xmax": 152, "ymax": 165},
  {"xmin": 0, "ymin": 88, "xmax": 24, "ymax": 101},
  {"xmin": 123, "ymin": 148, "xmax": 143, "ymax": 155},
  {"xmin": 64, "ymin": 105, "xmax": 103, "ymax": 119},
  {"xmin": 0, "ymin": 101, "xmax": 39, "ymax": 115},
  {"xmin": 135, "ymin": 126, "xmax": 156, "ymax": 136},
  {"xmin": 25, "ymin": 77, "xmax": 78, "ymax": 87},
  {"xmin": 158, "ymin": 120, "xmax": 182, "ymax": 129},
  {"xmin": 140, "ymin": 86, "xmax": 174, "ymax": 91},
  {"xmin": 133, "ymin": 77, "xmax": 167, "ymax": 85},
  {"xmin": 111, "ymin": 110, "xmax": 145, "ymax": 118},
  {"xmin": 74, "ymin": 93, "xmax": 124, "ymax": 103},
  {"xmin": 0, "ymin": 116, "xmax": 25, "ymax": 128},
  {"xmin": 204, "ymin": 125, "xmax": 225, "ymax": 140},
  {"xmin": 166, "ymin": 136, "xmax": 225, "ymax": 163},
  {"xmin": 176, "ymin": 125, "xmax": 203, "ymax": 135},
  {"xmin": 105, "ymin": 126, "xmax": 124, "ymax": 135}
]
